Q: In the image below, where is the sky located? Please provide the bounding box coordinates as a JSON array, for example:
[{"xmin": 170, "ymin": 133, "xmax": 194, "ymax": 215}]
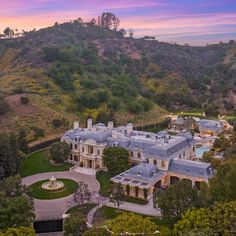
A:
[{"xmin": 0, "ymin": 0, "xmax": 236, "ymax": 45}]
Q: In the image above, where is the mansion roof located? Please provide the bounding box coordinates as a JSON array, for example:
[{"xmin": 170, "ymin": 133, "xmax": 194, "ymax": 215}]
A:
[{"xmin": 62, "ymin": 123, "xmax": 195, "ymax": 160}]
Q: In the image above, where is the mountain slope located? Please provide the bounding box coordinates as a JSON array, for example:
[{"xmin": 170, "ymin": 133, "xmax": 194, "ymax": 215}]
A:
[{"xmin": 0, "ymin": 20, "xmax": 236, "ymax": 139}]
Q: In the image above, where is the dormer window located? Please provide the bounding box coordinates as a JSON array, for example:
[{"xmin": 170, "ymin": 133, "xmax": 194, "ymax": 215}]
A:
[
  {"xmin": 75, "ymin": 138, "xmax": 77, "ymax": 142},
  {"xmin": 137, "ymin": 172, "xmax": 141, "ymax": 177},
  {"xmin": 138, "ymin": 152, "xmax": 141, "ymax": 158},
  {"xmin": 161, "ymin": 161, "xmax": 165, "ymax": 168}
]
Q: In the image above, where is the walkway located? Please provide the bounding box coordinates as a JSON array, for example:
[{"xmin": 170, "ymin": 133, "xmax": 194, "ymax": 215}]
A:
[
  {"xmin": 22, "ymin": 171, "xmax": 100, "ymax": 219},
  {"xmin": 106, "ymin": 199, "xmax": 161, "ymax": 217}
]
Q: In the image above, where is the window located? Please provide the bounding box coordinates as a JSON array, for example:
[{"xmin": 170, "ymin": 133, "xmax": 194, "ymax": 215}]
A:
[
  {"xmin": 89, "ymin": 146, "xmax": 93, "ymax": 154},
  {"xmin": 183, "ymin": 151, "xmax": 185, "ymax": 157},
  {"xmin": 146, "ymin": 158, "xmax": 149, "ymax": 163},
  {"xmin": 138, "ymin": 152, "xmax": 141, "ymax": 158},
  {"xmin": 74, "ymin": 155, "xmax": 78, "ymax": 161},
  {"xmin": 70, "ymin": 154, "xmax": 72, "ymax": 160},
  {"xmin": 75, "ymin": 144, "xmax": 77, "ymax": 149},
  {"xmin": 193, "ymin": 146, "xmax": 195, "ymax": 152},
  {"xmin": 153, "ymin": 160, "xmax": 157, "ymax": 165},
  {"xmin": 75, "ymin": 138, "xmax": 77, "ymax": 142},
  {"xmin": 179, "ymin": 154, "xmax": 181, "ymax": 159},
  {"xmin": 82, "ymin": 147, "xmax": 84, "ymax": 152},
  {"xmin": 70, "ymin": 143, "xmax": 73, "ymax": 150},
  {"xmin": 130, "ymin": 151, "xmax": 133, "ymax": 157},
  {"xmin": 97, "ymin": 150, "xmax": 100, "ymax": 155},
  {"xmin": 161, "ymin": 161, "xmax": 165, "ymax": 168}
]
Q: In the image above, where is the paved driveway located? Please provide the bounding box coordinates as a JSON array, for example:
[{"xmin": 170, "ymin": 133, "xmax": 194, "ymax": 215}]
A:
[{"xmin": 22, "ymin": 171, "xmax": 100, "ymax": 219}]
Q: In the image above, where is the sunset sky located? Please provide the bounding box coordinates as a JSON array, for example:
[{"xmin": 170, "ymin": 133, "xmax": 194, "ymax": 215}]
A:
[{"xmin": 0, "ymin": 0, "xmax": 236, "ymax": 45}]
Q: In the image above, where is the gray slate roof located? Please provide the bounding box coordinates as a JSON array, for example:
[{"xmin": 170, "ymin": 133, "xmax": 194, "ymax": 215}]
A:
[
  {"xmin": 168, "ymin": 159, "xmax": 214, "ymax": 179},
  {"xmin": 112, "ymin": 162, "xmax": 165, "ymax": 185}
]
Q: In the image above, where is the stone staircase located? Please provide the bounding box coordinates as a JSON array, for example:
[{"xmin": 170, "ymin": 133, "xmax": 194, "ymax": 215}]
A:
[{"xmin": 71, "ymin": 165, "xmax": 96, "ymax": 175}]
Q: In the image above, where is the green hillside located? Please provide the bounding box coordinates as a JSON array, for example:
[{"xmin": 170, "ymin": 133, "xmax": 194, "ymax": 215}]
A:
[{"xmin": 0, "ymin": 19, "xmax": 236, "ymax": 139}]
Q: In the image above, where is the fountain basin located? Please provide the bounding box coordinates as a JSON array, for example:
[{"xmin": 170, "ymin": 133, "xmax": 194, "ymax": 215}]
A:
[{"xmin": 41, "ymin": 176, "xmax": 65, "ymax": 191}]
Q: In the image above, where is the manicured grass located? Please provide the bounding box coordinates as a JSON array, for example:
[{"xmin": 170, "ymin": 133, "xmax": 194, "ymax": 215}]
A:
[
  {"xmin": 19, "ymin": 149, "xmax": 72, "ymax": 177},
  {"xmin": 96, "ymin": 171, "xmax": 111, "ymax": 197},
  {"xmin": 66, "ymin": 203, "xmax": 97, "ymax": 220},
  {"xmin": 30, "ymin": 178, "xmax": 78, "ymax": 199}
]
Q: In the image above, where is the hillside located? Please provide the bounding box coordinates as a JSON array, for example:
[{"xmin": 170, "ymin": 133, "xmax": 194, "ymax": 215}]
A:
[{"xmin": 0, "ymin": 20, "xmax": 236, "ymax": 139}]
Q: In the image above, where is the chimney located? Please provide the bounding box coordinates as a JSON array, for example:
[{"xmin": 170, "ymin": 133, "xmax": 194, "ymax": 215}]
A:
[
  {"xmin": 108, "ymin": 121, "xmax": 114, "ymax": 129},
  {"xmin": 112, "ymin": 130, "xmax": 118, "ymax": 139},
  {"xmin": 127, "ymin": 123, "xmax": 133, "ymax": 135},
  {"xmin": 87, "ymin": 119, "xmax": 92, "ymax": 129},
  {"xmin": 73, "ymin": 121, "xmax": 79, "ymax": 130}
]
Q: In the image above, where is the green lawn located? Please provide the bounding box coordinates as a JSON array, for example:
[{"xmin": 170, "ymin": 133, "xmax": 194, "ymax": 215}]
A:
[
  {"xmin": 19, "ymin": 149, "xmax": 72, "ymax": 177},
  {"xmin": 96, "ymin": 171, "xmax": 111, "ymax": 197},
  {"xmin": 66, "ymin": 203, "xmax": 97, "ymax": 220},
  {"xmin": 30, "ymin": 178, "xmax": 78, "ymax": 199}
]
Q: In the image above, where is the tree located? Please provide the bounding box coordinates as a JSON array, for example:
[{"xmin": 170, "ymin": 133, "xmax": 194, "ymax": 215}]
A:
[
  {"xmin": 103, "ymin": 147, "xmax": 130, "ymax": 176},
  {"xmin": 0, "ymin": 226, "xmax": 36, "ymax": 236},
  {"xmin": 83, "ymin": 227, "xmax": 111, "ymax": 236},
  {"xmin": 73, "ymin": 182, "xmax": 91, "ymax": 205},
  {"xmin": 0, "ymin": 133, "xmax": 20, "ymax": 177},
  {"xmin": 174, "ymin": 201, "xmax": 236, "ymax": 235},
  {"xmin": 157, "ymin": 180, "xmax": 202, "ymax": 226},
  {"xmin": 50, "ymin": 142, "xmax": 70, "ymax": 164},
  {"xmin": 3, "ymin": 27, "xmax": 14, "ymax": 38},
  {"xmin": 52, "ymin": 118, "xmax": 63, "ymax": 128},
  {"xmin": 108, "ymin": 97, "xmax": 120, "ymax": 111},
  {"xmin": 109, "ymin": 182, "xmax": 124, "ymax": 209},
  {"xmin": 0, "ymin": 100, "xmax": 10, "ymax": 115},
  {"xmin": 209, "ymin": 162, "xmax": 236, "ymax": 202},
  {"xmin": 213, "ymin": 135, "xmax": 230, "ymax": 151},
  {"xmin": 18, "ymin": 128, "xmax": 28, "ymax": 154},
  {"xmin": 64, "ymin": 213, "xmax": 87, "ymax": 236},
  {"xmin": 98, "ymin": 13, "xmax": 120, "ymax": 31},
  {"xmin": 106, "ymin": 212, "xmax": 158, "ymax": 235},
  {"xmin": 20, "ymin": 96, "xmax": 30, "ymax": 105},
  {"xmin": 0, "ymin": 176, "xmax": 34, "ymax": 231}
]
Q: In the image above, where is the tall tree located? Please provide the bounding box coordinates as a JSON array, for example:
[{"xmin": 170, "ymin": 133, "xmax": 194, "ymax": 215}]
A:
[
  {"xmin": 50, "ymin": 142, "xmax": 70, "ymax": 163},
  {"xmin": 103, "ymin": 147, "xmax": 129, "ymax": 176},
  {"xmin": 73, "ymin": 182, "xmax": 91, "ymax": 205},
  {"xmin": 174, "ymin": 201, "xmax": 236, "ymax": 236},
  {"xmin": 98, "ymin": 13, "xmax": 120, "ymax": 31},
  {"xmin": 64, "ymin": 213, "xmax": 87, "ymax": 236},
  {"xmin": 157, "ymin": 180, "xmax": 202, "ymax": 226},
  {"xmin": 0, "ymin": 176, "xmax": 35, "ymax": 231},
  {"xmin": 18, "ymin": 128, "xmax": 28, "ymax": 154},
  {"xmin": 109, "ymin": 182, "xmax": 124, "ymax": 210},
  {"xmin": 0, "ymin": 133, "xmax": 20, "ymax": 177},
  {"xmin": 3, "ymin": 27, "xmax": 14, "ymax": 38},
  {"xmin": 209, "ymin": 161, "xmax": 236, "ymax": 202}
]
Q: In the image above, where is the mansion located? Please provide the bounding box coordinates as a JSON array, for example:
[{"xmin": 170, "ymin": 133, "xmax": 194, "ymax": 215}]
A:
[{"xmin": 62, "ymin": 120, "xmax": 215, "ymax": 199}]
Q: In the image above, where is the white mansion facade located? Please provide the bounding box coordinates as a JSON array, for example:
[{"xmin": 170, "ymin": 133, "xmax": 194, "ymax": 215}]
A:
[{"xmin": 62, "ymin": 120, "xmax": 214, "ymax": 199}]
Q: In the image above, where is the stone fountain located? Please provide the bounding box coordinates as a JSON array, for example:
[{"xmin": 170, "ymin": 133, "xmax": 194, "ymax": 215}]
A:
[{"xmin": 42, "ymin": 176, "xmax": 64, "ymax": 191}]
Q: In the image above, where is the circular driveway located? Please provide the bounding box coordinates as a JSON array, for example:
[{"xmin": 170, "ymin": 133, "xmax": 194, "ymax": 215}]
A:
[{"xmin": 22, "ymin": 171, "xmax": 100, "ymax": 220}]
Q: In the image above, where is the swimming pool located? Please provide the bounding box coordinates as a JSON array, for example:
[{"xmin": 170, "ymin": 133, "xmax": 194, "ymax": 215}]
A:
[{"xmin": 196, "ymin": 146, "xmax": 211, "ymax": 158}]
